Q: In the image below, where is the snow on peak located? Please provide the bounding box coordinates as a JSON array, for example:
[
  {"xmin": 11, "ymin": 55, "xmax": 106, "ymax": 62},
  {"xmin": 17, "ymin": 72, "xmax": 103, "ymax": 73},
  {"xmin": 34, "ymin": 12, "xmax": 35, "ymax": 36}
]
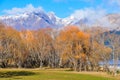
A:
[
  {"xmin": 0, "ymin": 13, "xmax": 29, "ymax": 20},
  {"xmin": 0, "ymin": 7, "xmax": 120, "ymax": 30}
]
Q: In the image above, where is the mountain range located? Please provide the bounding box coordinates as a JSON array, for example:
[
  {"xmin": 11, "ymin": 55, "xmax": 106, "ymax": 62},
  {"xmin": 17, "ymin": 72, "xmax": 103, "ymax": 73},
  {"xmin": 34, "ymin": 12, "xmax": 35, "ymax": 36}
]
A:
[{"xmin": 0, "ymin": 10, "xmax": 120, "ymax": 30}]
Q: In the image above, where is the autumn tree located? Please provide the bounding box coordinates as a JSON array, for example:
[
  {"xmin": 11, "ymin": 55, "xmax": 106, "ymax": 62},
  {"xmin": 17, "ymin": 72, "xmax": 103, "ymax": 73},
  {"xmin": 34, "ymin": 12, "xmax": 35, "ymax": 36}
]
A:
[
  {"xmin": 56, "ymin": 26, "xmax": 91, "ymax": 71},
  {"xmin": 87, "ymin": 27, "xmax": 112, "ymax": 71},
  {"xmin": 0, "ymin": 23, "xmax": 114, "ymax": 72},
  {"xmin": 106, "ymin": 31, "xmax": 120, "ymax": 76}
]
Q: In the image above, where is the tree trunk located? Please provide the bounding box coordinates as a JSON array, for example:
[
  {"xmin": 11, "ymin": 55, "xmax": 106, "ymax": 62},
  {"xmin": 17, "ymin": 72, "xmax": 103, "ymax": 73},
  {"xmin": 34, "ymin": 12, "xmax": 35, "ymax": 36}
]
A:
[
  {"xmin": 18, "ymin": 60, "xmax": 22, "ymax": 68},
  {"xmin": 59, "ymin": 58, "xmax": 62, "ymax": 68},
  {"xmin": 39, "ymin": 60, "xmax": 43, "ymax": 68}
]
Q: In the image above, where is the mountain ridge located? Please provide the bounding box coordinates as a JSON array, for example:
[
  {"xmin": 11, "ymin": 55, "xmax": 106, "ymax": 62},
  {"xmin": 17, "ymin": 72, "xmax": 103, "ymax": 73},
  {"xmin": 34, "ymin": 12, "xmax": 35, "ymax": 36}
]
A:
[{"xmin": 0, "ymin": 10, "xmax": 120, "ymax": 30}]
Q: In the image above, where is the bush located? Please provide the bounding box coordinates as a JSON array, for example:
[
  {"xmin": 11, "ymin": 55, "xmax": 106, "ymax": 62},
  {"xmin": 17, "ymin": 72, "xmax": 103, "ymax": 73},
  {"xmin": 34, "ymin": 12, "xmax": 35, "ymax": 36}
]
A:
[{"xmin": 116, "ymin": 70, "xmax": 120, "ymax": 74}]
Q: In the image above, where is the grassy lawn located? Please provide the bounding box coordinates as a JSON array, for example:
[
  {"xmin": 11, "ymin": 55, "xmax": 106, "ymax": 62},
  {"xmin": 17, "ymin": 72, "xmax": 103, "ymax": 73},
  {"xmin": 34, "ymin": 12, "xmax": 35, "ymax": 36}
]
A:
[{"xmin": 0, "ymin": 69, "xmax": 116, "ymax": 80}]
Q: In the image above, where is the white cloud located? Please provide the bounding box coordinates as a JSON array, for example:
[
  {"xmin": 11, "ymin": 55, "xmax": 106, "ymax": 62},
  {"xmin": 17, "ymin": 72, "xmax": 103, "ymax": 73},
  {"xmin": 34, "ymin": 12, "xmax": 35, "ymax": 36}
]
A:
[
  {"xmin": 70, "ymin": 8, "xmax": 106, "ymax": 21},
  {"xmin": 3, "ymin": 4, "xmax": 43, "ymax": 15},
  {"xmin": 70, "ymin": 8, "xmax": 112, "ymax": 27},
  {"xmin": 109, "ymin": 0, "xmax": 120, "ymax": 6}
]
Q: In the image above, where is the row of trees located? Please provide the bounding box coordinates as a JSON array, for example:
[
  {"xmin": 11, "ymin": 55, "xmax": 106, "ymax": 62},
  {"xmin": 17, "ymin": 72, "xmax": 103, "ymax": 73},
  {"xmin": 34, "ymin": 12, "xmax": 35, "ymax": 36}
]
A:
[{"xmin": 0, "ymin": 23, "xmax": 119, "ymax": 72}]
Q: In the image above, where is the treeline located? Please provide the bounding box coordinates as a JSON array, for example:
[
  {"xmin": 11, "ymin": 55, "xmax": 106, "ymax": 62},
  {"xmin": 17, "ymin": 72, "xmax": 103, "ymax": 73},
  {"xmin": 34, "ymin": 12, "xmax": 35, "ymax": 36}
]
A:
[{"xmin": 0, "ymin": 23, "xmax": 120, "ymax": 72}]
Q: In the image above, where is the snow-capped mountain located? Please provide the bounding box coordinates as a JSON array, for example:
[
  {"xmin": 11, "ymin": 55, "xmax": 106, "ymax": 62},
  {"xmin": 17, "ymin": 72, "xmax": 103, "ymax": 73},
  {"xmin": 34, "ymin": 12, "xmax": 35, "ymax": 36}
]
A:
[
  {"xmin": 0, "ymin": 11, "xmax": 56, "ymax": 30},
  {"xmin": 62, "ymin": 13, "xmax": 120, "ymax": 30},
  {"xmin": 0, "ymin": 10, "xmax": 120, "ymax": 30}
]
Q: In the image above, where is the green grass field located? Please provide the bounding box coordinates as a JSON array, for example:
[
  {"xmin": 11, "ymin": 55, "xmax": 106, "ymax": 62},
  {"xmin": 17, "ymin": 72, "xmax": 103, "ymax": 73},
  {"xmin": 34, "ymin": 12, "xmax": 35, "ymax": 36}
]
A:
[{"xmin": 0, "ymin": 69, "xmax": 116, "ymax": 80}]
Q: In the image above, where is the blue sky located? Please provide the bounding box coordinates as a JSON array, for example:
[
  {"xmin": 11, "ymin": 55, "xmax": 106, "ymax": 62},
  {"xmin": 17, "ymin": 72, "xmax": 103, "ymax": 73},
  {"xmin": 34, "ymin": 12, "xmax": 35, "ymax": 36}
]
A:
[{"xmin": 0, "ymin": 0, "xmax": 120, "ymax": 18}]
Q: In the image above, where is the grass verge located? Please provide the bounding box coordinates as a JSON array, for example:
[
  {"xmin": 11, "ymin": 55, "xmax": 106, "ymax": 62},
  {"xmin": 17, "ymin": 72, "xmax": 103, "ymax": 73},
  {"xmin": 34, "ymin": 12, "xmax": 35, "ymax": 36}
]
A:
[{"xmin": 0, "ymin": 68, "xmax": 116, "ymax": 80}]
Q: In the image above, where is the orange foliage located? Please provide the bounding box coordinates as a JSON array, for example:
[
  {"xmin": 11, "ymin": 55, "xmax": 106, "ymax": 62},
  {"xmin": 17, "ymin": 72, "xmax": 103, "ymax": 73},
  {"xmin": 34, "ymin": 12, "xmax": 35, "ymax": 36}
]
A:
[{"xmin": 56, "ymin": 26, "xmax": 90, "ymax": 63}]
